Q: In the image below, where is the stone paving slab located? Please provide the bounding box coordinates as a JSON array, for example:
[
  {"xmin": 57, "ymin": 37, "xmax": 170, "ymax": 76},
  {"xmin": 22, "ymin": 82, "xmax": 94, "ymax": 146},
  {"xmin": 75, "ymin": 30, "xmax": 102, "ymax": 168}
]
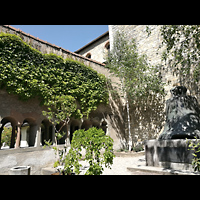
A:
[{"xmin": 127, "ymin": 165, "xmax": 200, "ymax": 175}]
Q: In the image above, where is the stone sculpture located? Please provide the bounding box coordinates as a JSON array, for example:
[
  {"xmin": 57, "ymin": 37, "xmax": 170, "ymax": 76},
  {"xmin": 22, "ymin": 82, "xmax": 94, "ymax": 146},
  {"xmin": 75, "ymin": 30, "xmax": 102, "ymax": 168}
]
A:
[{"xmin": 158, "ymin": 86, "xmax": 200, "ymax": 140}]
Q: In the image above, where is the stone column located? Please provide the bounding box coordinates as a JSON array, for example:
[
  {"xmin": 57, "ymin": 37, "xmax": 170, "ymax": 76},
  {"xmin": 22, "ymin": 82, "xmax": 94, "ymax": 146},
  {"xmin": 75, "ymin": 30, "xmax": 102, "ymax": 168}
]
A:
[
  {"xmin": 15, "ymin": 125, "xmax": 21, "ymax": 149},
  {"xmin": 0, "ymin": 124, "xmax": 4, "ymax": 149},
  {"xmin": 10, "ymin": 123, "xmax": 16, "ymax": 148},
  {"xmin": 34, "ymin": 124, "xmax": 41, "ymax": 147}
]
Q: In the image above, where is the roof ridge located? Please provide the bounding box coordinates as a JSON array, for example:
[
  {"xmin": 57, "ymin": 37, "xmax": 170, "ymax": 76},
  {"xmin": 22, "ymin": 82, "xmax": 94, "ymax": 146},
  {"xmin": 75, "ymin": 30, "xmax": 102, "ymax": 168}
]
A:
[{"xmin": 75, "ymin": 31, "xmax": 109, "ymax": 53}]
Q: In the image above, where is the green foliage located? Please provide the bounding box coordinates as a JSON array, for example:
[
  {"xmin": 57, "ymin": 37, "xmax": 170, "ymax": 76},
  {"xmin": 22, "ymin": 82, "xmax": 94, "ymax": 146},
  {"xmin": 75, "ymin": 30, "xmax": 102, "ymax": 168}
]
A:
[
  {"xmin": 187, "ymin": 137, "xmax": 200, "ymax": 172},
  {"xmin": 159, "ymin": 25, "xmax": 200, "ymax": 83},
  {"xmin": 0, "ymin": 127, "xmax": 13, "ymax": 148},
  {"xmin": 106, "ymin": 31, "xmax": 165, "ymax": 104},
  {"xmin": 64, "ymin": 127, "xmax": 115, "ymax": 175},
  {"xmin": 42, "ymin": 95, "xmax": 77, "ymax": 125},
  {"xmin": 0, "ymin": 33, "xmax": 109, "ymax": 117}
]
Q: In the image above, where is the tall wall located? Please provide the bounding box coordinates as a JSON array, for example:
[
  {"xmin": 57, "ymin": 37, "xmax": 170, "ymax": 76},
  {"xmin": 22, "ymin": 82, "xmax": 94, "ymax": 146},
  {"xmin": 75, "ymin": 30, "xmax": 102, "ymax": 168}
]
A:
[
  {"xmin": 109, "ymin": 25, "xmax": 178, "ymax": 100},
  {"xmin": 108, "ymin": 25, "xmax": 179, "ymax": 143}
]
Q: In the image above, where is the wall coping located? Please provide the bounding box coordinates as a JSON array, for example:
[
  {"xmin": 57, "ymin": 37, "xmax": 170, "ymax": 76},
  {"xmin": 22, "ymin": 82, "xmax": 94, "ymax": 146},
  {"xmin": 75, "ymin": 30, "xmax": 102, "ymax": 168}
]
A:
[{"xmin": 1, "ymin": 25, "xmax": 105, "ymax": 67}]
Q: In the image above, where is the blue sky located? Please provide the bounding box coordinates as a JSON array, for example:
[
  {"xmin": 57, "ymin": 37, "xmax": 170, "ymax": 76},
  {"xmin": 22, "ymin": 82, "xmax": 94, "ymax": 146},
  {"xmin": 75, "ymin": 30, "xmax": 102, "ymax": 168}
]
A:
[{"xmin": 10, "ymin": 25, "xmax": 108, "ymax": 52}]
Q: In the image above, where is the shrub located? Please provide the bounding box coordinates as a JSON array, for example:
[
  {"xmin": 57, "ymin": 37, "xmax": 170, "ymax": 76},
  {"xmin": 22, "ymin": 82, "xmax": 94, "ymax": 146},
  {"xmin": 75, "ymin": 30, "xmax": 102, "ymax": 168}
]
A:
[{"xmin": 64, "ymin": 127, "xmax": 115, "ymax": 175}]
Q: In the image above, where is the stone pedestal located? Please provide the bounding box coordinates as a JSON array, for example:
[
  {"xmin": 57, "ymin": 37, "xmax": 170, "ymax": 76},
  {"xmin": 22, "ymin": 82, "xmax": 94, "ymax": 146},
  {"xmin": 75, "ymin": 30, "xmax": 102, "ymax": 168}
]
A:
[
  {"xmin": 9, "ymin": 166, "xmax": 31, "ymax": 175},
  {"xmin": 145, "ymin": 139, "xmax": 198, "ymax": 171}
]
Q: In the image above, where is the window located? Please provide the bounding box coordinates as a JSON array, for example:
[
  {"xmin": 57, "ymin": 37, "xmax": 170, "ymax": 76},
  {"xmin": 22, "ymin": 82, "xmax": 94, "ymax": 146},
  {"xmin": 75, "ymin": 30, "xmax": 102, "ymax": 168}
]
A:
[
  {"xmin": 86, "ymin": 53, "xmax": 91, "ymax": 59},
  {"xmin": 105, "ymin": 41, "xmax": 110, "ymax": 51}
]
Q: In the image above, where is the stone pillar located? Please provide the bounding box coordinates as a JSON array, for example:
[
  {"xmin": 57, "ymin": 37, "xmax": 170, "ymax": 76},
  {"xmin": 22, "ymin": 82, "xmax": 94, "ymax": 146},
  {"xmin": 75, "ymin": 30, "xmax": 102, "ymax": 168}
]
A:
[
  {"xmin": 34, "ymin": 124, "xmax": 41, "ymax": 147},
  {"xmin": 20, "ymin": 125, "xmax": 29, "ymax": 147},
  {"xmin": 10, "ymin": 123, "xmax": 16, "ymax": 148},
  {"xmin": 0, "ymin": 124, "xmax": 3, "ymax": 149},
  {"xmin": 15, "ymin": 125, "xmax": 21, "ymax": 149}
]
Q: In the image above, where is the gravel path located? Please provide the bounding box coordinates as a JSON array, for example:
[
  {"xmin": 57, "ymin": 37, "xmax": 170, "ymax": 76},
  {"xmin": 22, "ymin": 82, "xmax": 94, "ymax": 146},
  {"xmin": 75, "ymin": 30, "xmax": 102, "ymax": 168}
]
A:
[{"xmin": 102, "ymin": 155, "xmax": 146, "ymax": 175}]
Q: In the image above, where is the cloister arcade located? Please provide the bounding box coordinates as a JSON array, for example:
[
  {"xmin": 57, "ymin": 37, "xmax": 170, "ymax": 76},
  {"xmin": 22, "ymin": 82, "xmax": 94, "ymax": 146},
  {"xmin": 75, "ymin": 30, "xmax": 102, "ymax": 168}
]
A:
[
  {"xmin": 0, "ymin": 89, "xmax": 109, "ymax": 150},
  {"xmin": 0, "ymin": 115, "xmax": 108, "ymax": 150}
]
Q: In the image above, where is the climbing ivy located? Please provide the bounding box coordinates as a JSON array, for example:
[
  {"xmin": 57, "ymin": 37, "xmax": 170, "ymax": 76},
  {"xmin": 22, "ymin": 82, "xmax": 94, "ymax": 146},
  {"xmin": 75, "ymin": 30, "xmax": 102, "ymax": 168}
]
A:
[{"xmin": 0, "ymin": 33, "xmax": 109, "ymax": 117}]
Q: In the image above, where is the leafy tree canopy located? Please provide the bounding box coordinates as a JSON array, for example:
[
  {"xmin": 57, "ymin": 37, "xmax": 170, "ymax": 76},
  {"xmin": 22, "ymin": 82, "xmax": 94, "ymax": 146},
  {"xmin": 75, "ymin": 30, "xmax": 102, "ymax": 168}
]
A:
[
  {"xmin": 106, "ymin": 31, "xmax": 165, "ymax": 104},
  {"xmin": 159, "ymin": 25, "xmax": 200, "ymax": 84}
]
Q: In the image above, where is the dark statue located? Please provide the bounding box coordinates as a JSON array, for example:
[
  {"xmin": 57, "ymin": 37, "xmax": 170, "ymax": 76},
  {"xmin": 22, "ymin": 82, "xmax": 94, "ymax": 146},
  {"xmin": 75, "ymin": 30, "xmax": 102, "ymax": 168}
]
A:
[{"xmin": 158, "ymin": 86, "xmax": 200, "ymax": 140}]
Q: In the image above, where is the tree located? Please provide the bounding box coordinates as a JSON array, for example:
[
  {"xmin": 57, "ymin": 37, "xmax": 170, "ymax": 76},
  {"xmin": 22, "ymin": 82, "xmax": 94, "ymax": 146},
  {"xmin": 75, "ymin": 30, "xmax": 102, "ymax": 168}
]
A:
[
  {"xmin": 106, "ymin": 31, "xmax": 165, "ymax": 149},
  {"xmin": 42, "ymin": 95, "xmax": 78, "ymax": 162},
  {"xmin": 64, "ymin": 127, "xmax": 115, "ymax": 175},
  {"xmin": 158, "ymin": 25, "xmax": 200, "ymax": 94}
]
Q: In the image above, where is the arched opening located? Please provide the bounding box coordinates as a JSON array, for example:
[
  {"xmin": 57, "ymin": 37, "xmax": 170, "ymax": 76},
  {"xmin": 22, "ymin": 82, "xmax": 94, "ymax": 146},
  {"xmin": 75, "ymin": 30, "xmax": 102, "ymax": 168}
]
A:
[
  {"xmin": 86, "ymin": 53, "xmax": 91, "ymax": 59},
  {"xmin": 0, "ymin": 117, "xmax": 17, "ymax": 149},
  {"xmin": 20, "ymin": 121, "xmax": 30, "ymax": 148},
  {"xmin": 0, "ymin": 122, "xmax": 14, "ymax": 149},
  {"xmin": 101, "ymin": 120, "xmax": 108, "ymax": 135},
  {"xmin": 55, "ymin": 122, "xmax": 68, "ymax": 145},
  {"xmin": 41, "ymin": 119, "xmax": 52, "ymax": 146},
  {"xmin": 23, "ymin": 118, "xmax": 36, "ymax": 147},
  {"xmin": 81, "ymin": 120, "xmax": 92, "ymax": 131},
  {"xmin": 70, "ymin": 119, "xmax": 81, "ymax": 143},
  {"xmin": 91, "ymin": 118, "xmax": 100, "ymax": 129},
  {"xmin": 105, "ymin": 41, "xmax": 110, "ymax": 50}
]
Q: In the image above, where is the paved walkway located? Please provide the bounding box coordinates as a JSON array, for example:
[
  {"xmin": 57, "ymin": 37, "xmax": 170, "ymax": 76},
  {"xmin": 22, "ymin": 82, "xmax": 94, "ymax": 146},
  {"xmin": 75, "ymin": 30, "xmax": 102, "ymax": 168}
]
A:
[
  {"xmin": 102, "ymin": 155, "xmax": 161, "ymax": 175},
  {"xmin": 79, "ymin": 154, "xmax": 159, "ymax": 175}
]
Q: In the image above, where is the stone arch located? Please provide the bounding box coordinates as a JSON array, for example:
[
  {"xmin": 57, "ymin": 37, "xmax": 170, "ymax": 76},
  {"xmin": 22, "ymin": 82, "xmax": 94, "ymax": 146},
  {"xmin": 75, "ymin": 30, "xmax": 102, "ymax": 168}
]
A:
[{"xmin": 41, "ymin": 119, "xmax": 52, "ymax": 146}]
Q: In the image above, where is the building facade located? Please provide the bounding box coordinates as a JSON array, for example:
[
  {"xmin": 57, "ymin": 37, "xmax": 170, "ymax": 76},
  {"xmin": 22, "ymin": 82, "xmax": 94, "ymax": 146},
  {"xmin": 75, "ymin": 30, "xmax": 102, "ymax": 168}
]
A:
[
  {"xmin": 0, "ymin": 25, "xmax": 124, "ymax": 153},
  {"xmin": 1, "ymin": 25, "xmax": 195, "ymax": 155},
  {"xmin": 75, "ymin": 31, "xmax": 110, "ymax": 64}
]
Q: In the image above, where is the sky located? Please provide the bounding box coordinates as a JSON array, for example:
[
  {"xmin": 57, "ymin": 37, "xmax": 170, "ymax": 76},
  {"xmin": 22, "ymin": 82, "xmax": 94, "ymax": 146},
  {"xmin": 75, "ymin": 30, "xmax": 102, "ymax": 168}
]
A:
[{"xmin": 10, "ymin": 25, "xmax": 109, "ymax": 52}]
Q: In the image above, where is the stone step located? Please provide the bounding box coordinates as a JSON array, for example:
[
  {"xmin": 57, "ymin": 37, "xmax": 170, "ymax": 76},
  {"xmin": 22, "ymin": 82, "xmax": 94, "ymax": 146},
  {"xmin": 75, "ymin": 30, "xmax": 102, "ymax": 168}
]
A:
[{"xmin": 127, "ymin": 165, "xmax": 200, "ymax": 175}]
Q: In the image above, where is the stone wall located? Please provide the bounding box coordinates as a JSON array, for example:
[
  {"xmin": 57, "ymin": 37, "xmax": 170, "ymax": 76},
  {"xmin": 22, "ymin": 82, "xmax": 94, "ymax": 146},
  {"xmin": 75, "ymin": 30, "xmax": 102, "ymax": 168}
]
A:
[
  {"xmin": 109, "ymin": 25, "xmax": 179, "ymax": 99},
  {"xmin": 0, "ymin": 25, "xmax": 105, "ymax": 67},
  {"xmin": 108, "ymin": 25, "xmax": 177, "ymax": 143},
  {"xmin": 0, "ymin": 146, "xmax": 56, "ymax": 174}
]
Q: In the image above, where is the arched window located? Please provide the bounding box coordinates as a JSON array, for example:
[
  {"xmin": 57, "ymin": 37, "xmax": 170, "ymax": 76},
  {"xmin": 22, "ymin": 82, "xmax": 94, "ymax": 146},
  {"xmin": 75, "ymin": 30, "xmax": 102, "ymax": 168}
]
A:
[
  {"xmin": 105, "ymin": 41, "xmax": 110, "ymax": 51},
  {"xmin": 86, "ymin": 53, "xmax": 91, "ymax": 59}
]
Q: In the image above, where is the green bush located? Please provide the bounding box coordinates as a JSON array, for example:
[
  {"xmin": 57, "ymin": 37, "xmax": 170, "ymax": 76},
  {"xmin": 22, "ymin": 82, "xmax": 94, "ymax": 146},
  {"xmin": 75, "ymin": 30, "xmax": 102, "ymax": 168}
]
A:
[
  {"xmin": 0, "ymin": 127, "xmax": 13, "ymax": 148},
  {"xmin": 64, "ymin": 127, "xmax": 115, "ymax": 175},
  {"xmin": 187, "ymin": 138, "xmax": 200, "ymax": 172}
]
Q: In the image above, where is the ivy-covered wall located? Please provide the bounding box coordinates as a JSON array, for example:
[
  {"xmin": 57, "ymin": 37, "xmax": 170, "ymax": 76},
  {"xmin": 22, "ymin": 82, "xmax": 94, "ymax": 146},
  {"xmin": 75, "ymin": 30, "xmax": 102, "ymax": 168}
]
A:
[{"xmin": 0, "ymin": 33, "xmax": 109, "ymax": 117}]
